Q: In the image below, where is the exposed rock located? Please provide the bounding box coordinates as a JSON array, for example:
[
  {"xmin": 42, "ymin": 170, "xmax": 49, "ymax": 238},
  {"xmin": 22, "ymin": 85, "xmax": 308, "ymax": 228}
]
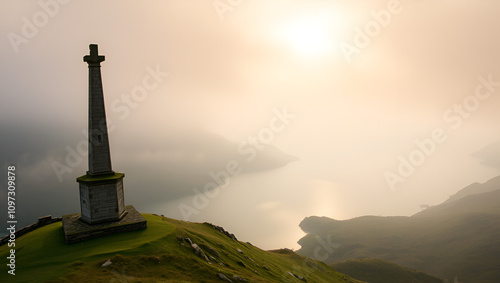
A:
[
  {"xmin": 191, "ymin": 243, "xmax": 209, "ymax": 261},
  {"xmin": 262, "ymin": 265, "xmax": 270, "ymax": 270},
  {"xmin": 288, "ymin": 271, "xmax": 307, "ymax": 281},
  {"xmin": 236, "ymin": 260, "xmax": 246, "ymax": 267},
  {"xmin": 184, "ymin": 237, "xmax": 193, "ymax": 246},
  {"xmin": 244, "ymin": 255, "xmax": 254, "ymax": 263},
  {"xmin": 200, "ymin": 243, "xmax": 220, "ymax": 257},
  {"xmin": 210, "ymin": 247, "xmax": 221, "ymax": 257},
  {"xmin": 236, "ymin": 248, "xmax": 243, "ymax": 254},
  {"xmin": 205, "ymin": 223, "xmax": 238, "ymax": 241},
  {"xmin": 217, "ymin": 273, "xmax": 233, "ymax": 282},
  {"xmin": 101, "ymin": 259, "xmax": 112, "ymax": 267},
  {"xmin": 232, "ymin": 274, "xmax": 247, "ymax": 281}
]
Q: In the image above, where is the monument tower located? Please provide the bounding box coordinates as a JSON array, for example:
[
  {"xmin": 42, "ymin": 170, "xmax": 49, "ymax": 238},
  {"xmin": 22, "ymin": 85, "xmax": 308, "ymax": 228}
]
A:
[
  {"xmin": 77, "ymin": 44, "xmax": 125, "ymax": 224},
  {"xmin": 62, "ymin": 44, "xmax": 146, "ymax": 243}
]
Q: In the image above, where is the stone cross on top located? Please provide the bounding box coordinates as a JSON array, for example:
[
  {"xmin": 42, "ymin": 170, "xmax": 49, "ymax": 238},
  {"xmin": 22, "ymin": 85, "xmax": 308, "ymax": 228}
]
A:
[{"xmin": 83, "ymin": 44, "xmax": 105, "ymax": 66}]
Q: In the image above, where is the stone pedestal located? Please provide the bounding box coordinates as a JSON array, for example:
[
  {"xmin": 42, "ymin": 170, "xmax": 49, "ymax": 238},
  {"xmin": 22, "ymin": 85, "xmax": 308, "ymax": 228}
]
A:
[
  {"xmin": 77, "ymin": 172, "xmax": 126, "ymax": 224},
  {"xmin": 62, "ymin": 205, "xmax": 147, "ymax": 244}
]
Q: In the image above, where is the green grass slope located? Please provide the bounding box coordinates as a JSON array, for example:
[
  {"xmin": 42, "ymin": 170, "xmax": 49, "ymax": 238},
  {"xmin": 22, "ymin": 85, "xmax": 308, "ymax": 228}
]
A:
[
  {"xmin": 331, "ymin": 258, "xmax": 443, "ymax": 283},
  {"xmin": 0, "ymin": 214, "xmax": 363, "ymax": 283}
]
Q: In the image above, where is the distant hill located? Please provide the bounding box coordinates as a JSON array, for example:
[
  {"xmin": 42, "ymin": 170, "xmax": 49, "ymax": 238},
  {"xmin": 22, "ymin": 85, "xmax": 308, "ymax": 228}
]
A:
[
  {"xmin": 471, "ymin": 141, "xmax": 500, "ymax": 168},
  {"xmin": 443, "ymin": 175, "xmax": 500, "ymax": 203},
  {"xmin": 297, "ymin": 175, "xmax": 500, "ymax": 283},
  {"xmin": 331, "ymin": 258, "xmax": 443, "ymax": 283},
  {"xmin": 0, "ymin": 214, "xmax": 362, "ymax": 282},
  {"xmin": 137, "ymin": 129, "xmax": 298, "ymax": 200},
  {"xmin": 138, "ymin": 134, "xmax": 298, "ymax": 206}
]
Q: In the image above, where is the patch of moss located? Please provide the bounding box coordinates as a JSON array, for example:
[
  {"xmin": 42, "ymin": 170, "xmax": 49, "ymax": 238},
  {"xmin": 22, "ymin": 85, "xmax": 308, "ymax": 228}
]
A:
[{"xmin": 76, "ymin": 172, "xmax": 124, "ymax": 182}]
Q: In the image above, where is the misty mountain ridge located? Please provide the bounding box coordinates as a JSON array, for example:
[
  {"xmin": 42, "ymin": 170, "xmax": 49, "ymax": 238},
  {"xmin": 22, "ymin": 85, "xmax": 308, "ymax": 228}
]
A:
[
  {"xmin": 442, "ymin": 174, "xmax": 500, "ymax": 203},
  {"xmin": 471, "ymin": 141, "xmax": 500, "ymax": 168},
  {"xmin": 297, "ymin": 175, "xmax": 500, "ymax": 283}
]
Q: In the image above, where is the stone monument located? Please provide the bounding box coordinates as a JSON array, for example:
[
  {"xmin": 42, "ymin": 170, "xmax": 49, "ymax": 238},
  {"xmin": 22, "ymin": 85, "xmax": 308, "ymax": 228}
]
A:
[{"xmin": 62, "ymin": 44, "xmax": 147, "ymax": 244}]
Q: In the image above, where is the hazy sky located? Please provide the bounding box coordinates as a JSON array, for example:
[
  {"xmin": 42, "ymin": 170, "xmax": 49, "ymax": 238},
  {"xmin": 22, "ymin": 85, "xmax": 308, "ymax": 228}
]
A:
[{"xmin": 2, "ymin": 0, "xmax": 500, "ymax": 249}]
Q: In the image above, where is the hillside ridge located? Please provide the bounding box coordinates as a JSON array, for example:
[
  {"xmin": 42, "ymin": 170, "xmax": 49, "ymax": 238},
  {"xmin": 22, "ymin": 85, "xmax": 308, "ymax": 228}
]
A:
[{"xmin": 0, "ymin": 213, "xmax": 363, "ymax": 282}]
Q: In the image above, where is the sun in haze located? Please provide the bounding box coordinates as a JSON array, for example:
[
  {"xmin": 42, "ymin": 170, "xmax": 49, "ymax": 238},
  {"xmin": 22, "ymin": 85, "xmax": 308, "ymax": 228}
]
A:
[{"xmin": 273, "ymin": 12, "xmax": 344, "ymax": 59}]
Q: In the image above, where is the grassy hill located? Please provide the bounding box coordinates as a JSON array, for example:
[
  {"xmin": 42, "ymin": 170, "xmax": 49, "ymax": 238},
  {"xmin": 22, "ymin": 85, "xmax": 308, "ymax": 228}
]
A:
[
  {"xmin": 297, "ymin": 176, "xmax": 500, "ymax": 283},
  {"xmin": 331, "ymin": 258, "xmax": 443, "ymax": 283},
  {"xmin": 0, "ymin": 214, "xmax": 363, "ymax": 282}
]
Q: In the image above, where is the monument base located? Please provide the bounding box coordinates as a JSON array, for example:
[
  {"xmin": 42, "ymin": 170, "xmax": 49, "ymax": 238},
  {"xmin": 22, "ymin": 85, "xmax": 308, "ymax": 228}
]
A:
[{"xmin": 62, "ymin": 205, "xmax": 147, "ymax": 244}]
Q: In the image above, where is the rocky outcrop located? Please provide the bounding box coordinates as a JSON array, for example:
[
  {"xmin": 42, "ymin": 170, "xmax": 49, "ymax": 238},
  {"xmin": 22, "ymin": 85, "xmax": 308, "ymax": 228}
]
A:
[
  {"xmin": 191, "ymin": 243, "xmax": 209, "ymax": 261},
  {"xmin": 217, "ymin": 273, "xmax": 233, "ymax": 282},
  {"xmin": 183, "ymin": 237, "xmax": 211, "ymax": 262},
  {"xmin": 201, "ymin": 244, "xmax": 220, "ymax": 258},
  {"xmin": 205, "ymin": 223, "xmax": 238, "ymax": 241},
  {"xmin": 288, "ymin": 271, "xmax": 307, "ymax": 282},
  {"xmin": 101, "ymin": 259, "xmax": 112, "ymax": 267},
  {"xmin": 232, "ymin": 274, "xmax": 247, "ymax": 281}
]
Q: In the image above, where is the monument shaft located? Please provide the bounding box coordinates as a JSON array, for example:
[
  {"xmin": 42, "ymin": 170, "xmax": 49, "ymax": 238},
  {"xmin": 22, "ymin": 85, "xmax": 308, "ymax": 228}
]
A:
[{"xmin": 84, "ymin": 44, "xmax": 113, "ymax": 176}]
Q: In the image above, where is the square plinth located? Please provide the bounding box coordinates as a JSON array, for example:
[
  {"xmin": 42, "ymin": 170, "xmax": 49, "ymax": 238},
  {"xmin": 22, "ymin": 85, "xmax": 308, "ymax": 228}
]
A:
[
  {"xmin": 62, "ymin": 205, "xmax": 147, "ymax": 244},
  {"xmin": 77, "ymin": 172, "xmax": 126, "ymax": 224}
]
